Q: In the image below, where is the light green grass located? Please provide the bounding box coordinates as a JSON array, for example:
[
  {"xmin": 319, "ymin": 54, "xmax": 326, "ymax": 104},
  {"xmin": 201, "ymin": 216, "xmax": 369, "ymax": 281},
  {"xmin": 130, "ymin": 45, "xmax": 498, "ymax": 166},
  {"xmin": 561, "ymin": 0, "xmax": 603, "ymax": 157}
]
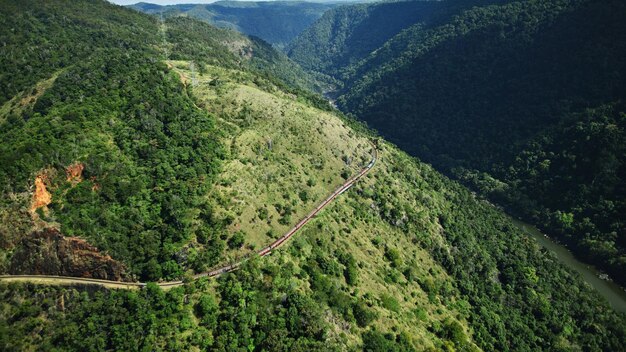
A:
[
  {"xmin": 172, "ymin": 62, "xmax": 372, "ymax": 256},
  {"xmin": 168, "ymin": 61, "xmax": 479, "ymax": 350},
  {"xmin": 0, "ymin": 72, "xmax": 60, "ymax": 122}
]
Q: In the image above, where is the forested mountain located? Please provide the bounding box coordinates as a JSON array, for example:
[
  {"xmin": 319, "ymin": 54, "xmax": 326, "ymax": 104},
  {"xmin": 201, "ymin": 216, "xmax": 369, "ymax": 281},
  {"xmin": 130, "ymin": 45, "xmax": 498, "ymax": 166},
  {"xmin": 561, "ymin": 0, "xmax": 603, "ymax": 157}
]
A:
[
  {"xmin": 0, "ymin": 0, "xmax": 321, "ymax": 281},
  {"xmin": 130, "ymin": 1, "xmax": 339, "ymax": 48},
  {"xmin": 286, "ymin": 0, "xmax": 446, "ymax": 86},
  {"xmin": 288, "ymin": 0, "xmax": 626, "ymax": 286},
  {"xmin": 1, "ymin": 0, "xmax": 625, "ymax": 351}
]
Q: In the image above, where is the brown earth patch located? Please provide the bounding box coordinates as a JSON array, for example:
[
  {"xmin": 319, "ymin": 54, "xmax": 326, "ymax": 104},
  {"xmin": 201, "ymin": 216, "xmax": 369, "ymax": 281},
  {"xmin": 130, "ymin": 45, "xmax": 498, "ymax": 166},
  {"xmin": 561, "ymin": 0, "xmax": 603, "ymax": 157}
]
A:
[
  {"xmin": 66, "ymin": 162, "xmax": 84, "ymax": 183},
  {"xmin": 90, "ymin": 176, "xmax": 100, "ymax": 191},
  {"xmin": 9, "ymin": 228, "xmax": 130, "ymax": 281},
  {"xmin": 19, "ymin": 86, "xmax": 45, "ymax": 108},
  {"xmin": 31, "ymin": 173, "xmax": 52, "ymax": 212}
]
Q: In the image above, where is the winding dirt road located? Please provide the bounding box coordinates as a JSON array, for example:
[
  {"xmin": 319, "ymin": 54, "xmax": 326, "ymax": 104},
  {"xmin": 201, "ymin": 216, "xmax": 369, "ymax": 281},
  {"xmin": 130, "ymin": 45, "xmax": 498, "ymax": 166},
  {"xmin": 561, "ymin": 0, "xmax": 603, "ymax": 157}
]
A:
[{"xmin": 0, "ymin": 144, "xmax": 377, "ymax": 290}]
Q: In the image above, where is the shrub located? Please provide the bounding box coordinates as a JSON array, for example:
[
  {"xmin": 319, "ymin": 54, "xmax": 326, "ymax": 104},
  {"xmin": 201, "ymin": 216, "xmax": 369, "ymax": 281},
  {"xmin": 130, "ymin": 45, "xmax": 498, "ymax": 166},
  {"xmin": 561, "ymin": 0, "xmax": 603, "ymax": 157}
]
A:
[
  {"xmin": 380, "ymin": 294, "xmax": 400, "ymax": 313},
  {"xmin": 227, "ymin": 231, "xmax": 245, "ymax": 249}
]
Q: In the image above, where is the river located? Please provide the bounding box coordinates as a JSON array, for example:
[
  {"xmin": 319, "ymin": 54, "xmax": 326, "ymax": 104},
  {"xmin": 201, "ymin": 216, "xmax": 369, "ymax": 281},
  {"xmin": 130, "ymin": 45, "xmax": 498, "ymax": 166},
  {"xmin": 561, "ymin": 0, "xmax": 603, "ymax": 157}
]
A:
[{"xmin": 510, "ymin": 218, "xmax": 626, "ymax": 313}]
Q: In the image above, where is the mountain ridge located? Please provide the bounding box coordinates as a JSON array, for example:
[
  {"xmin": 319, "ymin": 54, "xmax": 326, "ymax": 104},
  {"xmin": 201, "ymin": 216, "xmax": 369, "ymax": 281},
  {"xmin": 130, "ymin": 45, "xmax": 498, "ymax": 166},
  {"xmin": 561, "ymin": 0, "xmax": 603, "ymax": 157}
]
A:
[
  {"xmin": 129, "ymin": 1, "xmax": 340, "ymax": 48},
  {"xmin": 288, "ymin": 0, "xmax": 626, "ymax": 287}
]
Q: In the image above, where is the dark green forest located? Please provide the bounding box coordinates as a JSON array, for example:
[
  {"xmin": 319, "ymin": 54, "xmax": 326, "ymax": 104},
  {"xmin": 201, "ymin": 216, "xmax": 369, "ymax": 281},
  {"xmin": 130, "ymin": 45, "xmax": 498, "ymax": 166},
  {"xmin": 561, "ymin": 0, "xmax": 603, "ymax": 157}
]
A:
[
  {"xmin": 288, "ymin": 0, "xmax": 626, "ymax": 286},
  {"xmin": 286, "ymin": 0, "xmax": 446, "ymax": 86}
]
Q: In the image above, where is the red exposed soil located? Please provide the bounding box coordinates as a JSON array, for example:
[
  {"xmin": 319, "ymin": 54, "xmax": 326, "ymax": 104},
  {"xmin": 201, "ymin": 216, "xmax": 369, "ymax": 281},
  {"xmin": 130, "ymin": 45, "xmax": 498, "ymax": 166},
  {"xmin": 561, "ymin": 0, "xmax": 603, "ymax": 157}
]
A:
[{"xmin": 31, "ymin": 174, "xmax": 52, "ymax": 211}]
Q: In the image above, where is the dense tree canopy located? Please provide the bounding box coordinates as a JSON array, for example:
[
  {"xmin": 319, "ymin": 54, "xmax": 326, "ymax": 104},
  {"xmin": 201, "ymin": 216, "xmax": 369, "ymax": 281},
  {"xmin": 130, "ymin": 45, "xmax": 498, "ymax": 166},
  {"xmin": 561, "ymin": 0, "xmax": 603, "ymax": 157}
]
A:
[{"xmin": 289, "ymin": 0, "xmax": 626, "ymax": 286}]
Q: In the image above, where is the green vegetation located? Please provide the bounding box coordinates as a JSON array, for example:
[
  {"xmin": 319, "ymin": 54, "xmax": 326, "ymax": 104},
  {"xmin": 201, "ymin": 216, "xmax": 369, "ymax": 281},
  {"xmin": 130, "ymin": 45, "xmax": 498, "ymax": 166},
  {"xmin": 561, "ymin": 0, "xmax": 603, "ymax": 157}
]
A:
[
  {"xmin": 130, "ymin": 1, "xmax": 338, "ymax": 48},
  {"xmin": 3, "ymin": 51, "xmax": 220, "ymax": 281},
  {"xmin": 345, "ymin": 142, "xmax": 626, "ymax": 350},
  {"xmin": 1, "ymin": 0, "xmax": 625, "ymax": 351},
  {"xmin": 0, "ymin": 262, "xmax": 335, "ymax": 351},
  {"xmin": 286, "ymin": 0, "xmax": 445, "ymax": 88},
  {"xmin": 288, "ymin": 0, "xmax": 626, "ymax": 286},
  {"xmin": 3, "ymin": 137, "xmax": 625, "ymax": 350},
  {"xmin": 0, "ymin": 0, "xmax": 316, "ymax": 281},
  {"xmin": 172, "ymin": 62, "xmax": 371, "ymax": 257},
  {"xmin": 164, "ymin": 16, "xmax": 319, "ymax": 91},
  {"xmin": 0, "ymin": 0, "xmax": 220, "ymax": 281}
]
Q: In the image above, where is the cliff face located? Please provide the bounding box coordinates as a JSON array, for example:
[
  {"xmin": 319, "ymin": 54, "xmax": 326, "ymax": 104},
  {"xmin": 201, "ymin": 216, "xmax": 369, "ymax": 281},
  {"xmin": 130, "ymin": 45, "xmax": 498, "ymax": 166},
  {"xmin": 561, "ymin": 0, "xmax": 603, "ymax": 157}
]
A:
[{"xmin": 9, "ymin": 228, "xmax": 130, "ymax": 281}]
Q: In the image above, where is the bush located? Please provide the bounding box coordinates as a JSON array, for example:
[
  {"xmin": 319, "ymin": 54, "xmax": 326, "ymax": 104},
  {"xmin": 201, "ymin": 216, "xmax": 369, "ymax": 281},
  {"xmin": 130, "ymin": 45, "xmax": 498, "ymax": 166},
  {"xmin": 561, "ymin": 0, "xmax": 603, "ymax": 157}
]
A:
[
  {"xmin": 353, "ymin": 300, "xmax": 377, "ymax": 327},
  {"xmin": 227, "ymin": 231, "xmax": 245, "ymax": 249},
  {"xmin": 384, "ymin": 246, "xmax": 402, "ymax": 267},
  {"xmin": 380, "ymin": 294, "xmax": 400, "ymax": 313}
]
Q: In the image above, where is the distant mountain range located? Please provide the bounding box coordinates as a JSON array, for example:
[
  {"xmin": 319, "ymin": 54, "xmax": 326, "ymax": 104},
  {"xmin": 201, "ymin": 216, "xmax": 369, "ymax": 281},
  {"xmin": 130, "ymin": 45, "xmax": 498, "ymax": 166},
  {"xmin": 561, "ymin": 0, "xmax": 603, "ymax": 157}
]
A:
[{"xmin": 129, "ymin": 1, "xmax": 343, "ymax": 47}]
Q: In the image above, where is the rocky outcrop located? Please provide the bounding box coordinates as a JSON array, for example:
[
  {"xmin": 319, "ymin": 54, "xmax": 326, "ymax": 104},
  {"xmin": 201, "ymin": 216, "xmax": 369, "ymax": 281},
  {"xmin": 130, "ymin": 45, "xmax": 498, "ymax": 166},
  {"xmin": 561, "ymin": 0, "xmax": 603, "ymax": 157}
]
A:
[{"xmin": 9, "ymin": 228, "xmax": 130, "ymax": 281}]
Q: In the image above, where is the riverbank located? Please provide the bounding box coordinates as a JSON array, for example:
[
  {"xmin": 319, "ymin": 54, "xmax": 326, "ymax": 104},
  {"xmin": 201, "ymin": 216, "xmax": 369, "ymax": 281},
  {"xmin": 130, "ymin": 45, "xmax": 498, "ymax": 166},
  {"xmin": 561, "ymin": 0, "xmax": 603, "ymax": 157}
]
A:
[{"xmin": 510, "ymin": 217, "xmax": 626, "ymax": 313}]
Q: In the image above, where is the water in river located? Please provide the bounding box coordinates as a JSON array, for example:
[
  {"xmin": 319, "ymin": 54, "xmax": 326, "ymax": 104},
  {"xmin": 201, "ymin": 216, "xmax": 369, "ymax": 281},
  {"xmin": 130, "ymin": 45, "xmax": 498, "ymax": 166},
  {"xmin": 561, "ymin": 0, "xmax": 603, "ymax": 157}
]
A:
[{"xmin": 510, "ymin": 218, "xmax": 626, "ymax": 313}]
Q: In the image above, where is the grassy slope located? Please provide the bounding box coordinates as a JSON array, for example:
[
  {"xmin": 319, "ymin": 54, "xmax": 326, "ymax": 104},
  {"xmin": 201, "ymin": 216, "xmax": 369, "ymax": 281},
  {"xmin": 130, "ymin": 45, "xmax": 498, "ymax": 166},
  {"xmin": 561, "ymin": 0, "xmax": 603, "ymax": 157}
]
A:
[
  {"xmin": 173, "ymin": 62, "xmax": 370, "ymax": 251},
  {"xmin": 171, "ymin": 61, "xmax": 625, "ymax": 350},
  {"xmin": 2, "ymin": 58, "xmax": 624, "ymax": 351},
  {"xmin": 171, "ymin": 61, "xmax": 475, "ymax": 349}
]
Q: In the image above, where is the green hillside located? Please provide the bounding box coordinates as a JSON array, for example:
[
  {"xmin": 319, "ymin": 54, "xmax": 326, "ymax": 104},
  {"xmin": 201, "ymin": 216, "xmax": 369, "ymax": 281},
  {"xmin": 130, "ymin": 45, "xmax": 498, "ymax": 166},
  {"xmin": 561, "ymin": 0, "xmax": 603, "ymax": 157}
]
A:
[
  {"xmin": 286, "ymin": 0, "xmax": 446, "ymax": 86},
  {"xmin": 3, "ymin": 59, "xmax": 625, "ymax": 348},
  {"xmin": 0, "ymin": 0, "xmax": 315, "ymax": 281},
  {"xmin": 130, "ymin": 1, "xmax": 338, "ymax": 48},
  {"xmin": 1, "ymin": 0, "xmax": 625, "ymax": 351},
  {"xmin": 288, "ymin": 0, "xmax": 626, "ymax": 286}
]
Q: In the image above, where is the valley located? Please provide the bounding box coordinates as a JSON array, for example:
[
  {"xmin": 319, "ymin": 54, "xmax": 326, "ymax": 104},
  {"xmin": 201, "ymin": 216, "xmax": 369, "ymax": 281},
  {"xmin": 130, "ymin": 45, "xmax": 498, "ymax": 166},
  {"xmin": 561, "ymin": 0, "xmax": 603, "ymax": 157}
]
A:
[
  {"xmin": 0, "ymin": 0, "xmax": 625, "ymax": 351},
  {"xmin": 287, "ymin": 0, "xmax": 626, "ymax": 289},
  {"xmin": 130, "ymin": 1, "xmax": 339, "ymax": 48}
]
